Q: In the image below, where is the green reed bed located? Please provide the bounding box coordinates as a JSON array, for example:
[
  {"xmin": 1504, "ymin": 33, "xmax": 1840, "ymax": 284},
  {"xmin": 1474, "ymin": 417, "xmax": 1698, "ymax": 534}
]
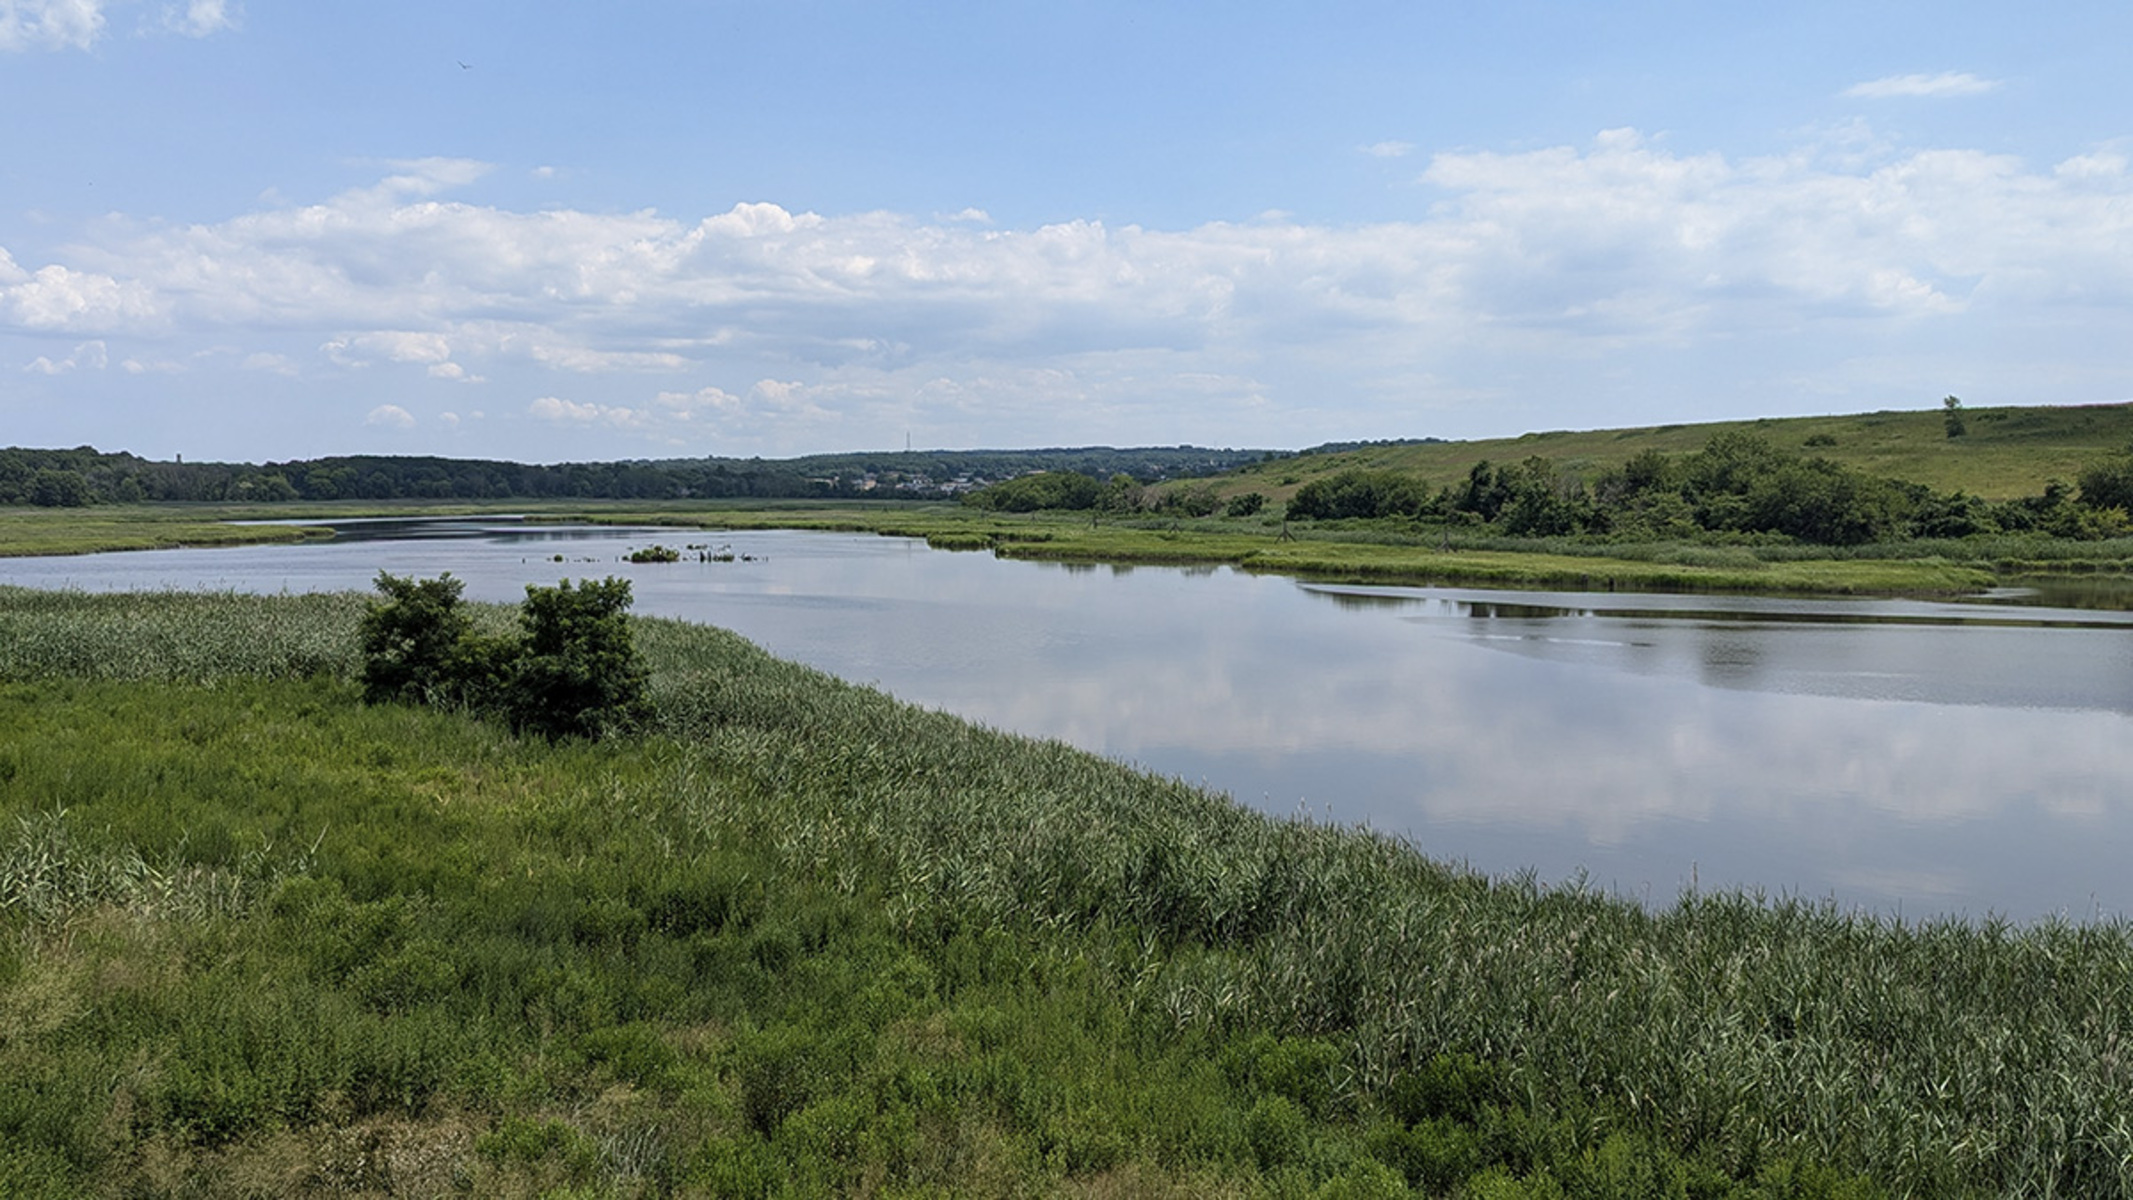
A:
[
  {"xmin": 1226, "ymin": 543, "xmax": 1993, "ymax": 595},
  {"xmin": 0, "ymin": 507, "xmax": 334, "ymax": 558},
  {"xmin": 663, "ymin": 502, "xmax": 2126, "ymax": 597},
  {"xmin": 694, "ymin": 511, "xmax": 2001, "ymax": 596},
  {"xmin": 0, "ymin": 499, "xmax": 2055, "ymax": 601},
  {"xmin": 0, "ymin": 588, "xmax": 2121, "ymax": 1194},
  {"xmin": 0, "ymin": 586, "xmax": 369, "ymax": 683}
]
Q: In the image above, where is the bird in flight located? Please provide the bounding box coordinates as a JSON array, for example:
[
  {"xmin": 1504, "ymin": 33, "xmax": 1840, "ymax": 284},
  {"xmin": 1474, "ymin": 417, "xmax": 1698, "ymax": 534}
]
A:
[{"xmin": 457, "ymin": 60, "xmax": 473, "ymax": 69}]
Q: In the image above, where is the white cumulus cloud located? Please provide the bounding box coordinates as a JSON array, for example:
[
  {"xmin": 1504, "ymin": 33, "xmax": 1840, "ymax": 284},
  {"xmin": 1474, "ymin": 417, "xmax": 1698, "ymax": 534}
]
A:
[
  {"xmin": 1844, "ymin": 72, "xmax": 2001, "ymax": 100},
  {"xmin": 23, "ymin": 339, "xmax": 106, "ymax": 374},
  {"xmin": 0, "ymin": 0, "xmax": 103, "ymax": 50},
  {"xmin": 11, "ymin": 127, "xmax": 2133, "ymax": 451},
  {"xmin": 160, "ymin": 0, "xmax": 233, "ymax": 37},
  {"xmin": 1, "ymin": 0, "xmax": 237, "ymax": 49},
  {"xmin": 1, "ymin": 262, "xmax": 160, "ymax": 330},
  {"xmin": 240, "ymin": 351, "xmax": 298, "ymax": 375},
  {"xmin": 364, "ymin": 404, "xmax": 415, "ymax": 429},
  {"xmin": 528, "ymin": 395, "xmax": 633, "ymax": 426}
]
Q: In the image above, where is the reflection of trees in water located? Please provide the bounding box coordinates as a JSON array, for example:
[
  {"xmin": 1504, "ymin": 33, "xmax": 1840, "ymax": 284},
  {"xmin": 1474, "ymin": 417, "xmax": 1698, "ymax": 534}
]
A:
[
  {"xmin": 2009, "ymin": 578, "xmax": 2133, "ymax": 611},
  {"xmin": 1458, "ymin": 600, "xmax": 1583, "ymax": 621},
  {"xmin": 1695, "ymin": 628, "xmax": 1767, "ymax": 685},
  {"xmin": 1311, "ymin": 589, "xmax": 1420, "ymax": 612}
]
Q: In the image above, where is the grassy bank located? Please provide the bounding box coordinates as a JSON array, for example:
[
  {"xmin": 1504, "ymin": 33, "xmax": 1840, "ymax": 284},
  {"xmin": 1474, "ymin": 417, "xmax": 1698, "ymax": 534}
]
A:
[
  {"xmin": 6, "ymin": 587, "xmax": 2133, "ymax": 1195},
  {"xmin": 543, "ymin": 505, "xmax": 2013, "ymax": 597},
  {"xmin": 0, "ymin": 506, "xmax": 335, "ymax": 557},
  {"xmin": 14, "ymin": 499, "xmax": 2133, "ymax": 600},
  {"xmin": 1225, "ymin": 402, "xmax": 2133, "ymax": 505}
]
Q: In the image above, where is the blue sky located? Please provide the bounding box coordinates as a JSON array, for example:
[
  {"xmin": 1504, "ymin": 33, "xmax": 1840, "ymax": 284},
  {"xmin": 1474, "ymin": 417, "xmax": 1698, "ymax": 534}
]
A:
[{"xmin": 3, "ymin": 2, "xmax": 2130, "ymax": 462}]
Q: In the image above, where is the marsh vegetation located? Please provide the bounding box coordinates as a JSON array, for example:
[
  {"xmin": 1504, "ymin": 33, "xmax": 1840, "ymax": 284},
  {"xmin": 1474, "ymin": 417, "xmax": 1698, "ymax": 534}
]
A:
[
  {"xmin": 5, "ymin": 586, "xmax": 2133, "ymax": 1195},
  {"xmin": 9, "ymin": 404, "xmax": 2133, "ymax": 1193}
]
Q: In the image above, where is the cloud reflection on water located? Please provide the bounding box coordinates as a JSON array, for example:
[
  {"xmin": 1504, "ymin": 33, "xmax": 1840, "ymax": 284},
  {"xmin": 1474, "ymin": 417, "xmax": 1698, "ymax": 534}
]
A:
[
  {"xmin": 861, "ymin": 566, "xmax": 2133, "ymax": 917},
  {"xmin": 7, "ymin": 527, "xmax": 2131, "ymax": 919}
]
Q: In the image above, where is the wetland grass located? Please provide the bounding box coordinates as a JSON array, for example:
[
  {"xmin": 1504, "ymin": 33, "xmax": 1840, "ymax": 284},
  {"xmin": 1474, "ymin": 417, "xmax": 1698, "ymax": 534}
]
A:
[
  {"xmin": 0, "ymin": 588, "xmax": 2122, "ymax": 1194},
  {"xmin": 5, "ymin": 498, "xmax": 2121, "ymax": 601},
  {"xmin": 572, "ymin": 504, "xmax": 2015, "ymax": 596}
]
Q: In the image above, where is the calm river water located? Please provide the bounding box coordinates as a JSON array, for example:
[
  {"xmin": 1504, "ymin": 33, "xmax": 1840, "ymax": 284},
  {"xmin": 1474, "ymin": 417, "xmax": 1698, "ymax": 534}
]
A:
[{"xmin": 9, "ymin": 518, "xmax": 2133, "ymax": 922}]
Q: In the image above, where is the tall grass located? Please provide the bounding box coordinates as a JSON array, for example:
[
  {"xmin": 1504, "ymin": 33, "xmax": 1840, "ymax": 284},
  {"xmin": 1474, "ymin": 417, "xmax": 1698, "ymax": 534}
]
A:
[
  {"xmin": 0, "ymin": 808, "xmax": 309, "ymax": 930},
  {"xmin": 0, "ymin": 506, "xmax": 330, "ymax": 558},
  {"xmin": 647, "ymin": 605, "xmax": 2133, "ymax": 1194},
  {"xmin": 3, "ymin": 588, "xmax": 2128, "ymax": 1193},
  {"xmin": 0, "ymin": 585, "xmax": 367, "ymax": 682}
]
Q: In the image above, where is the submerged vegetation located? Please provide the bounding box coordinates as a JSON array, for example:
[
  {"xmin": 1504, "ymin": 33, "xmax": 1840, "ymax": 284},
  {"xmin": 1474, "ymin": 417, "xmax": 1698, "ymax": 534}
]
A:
[{"xmin": 4, "ymin": 586, "xmax": 2133, "ymax": 1195}]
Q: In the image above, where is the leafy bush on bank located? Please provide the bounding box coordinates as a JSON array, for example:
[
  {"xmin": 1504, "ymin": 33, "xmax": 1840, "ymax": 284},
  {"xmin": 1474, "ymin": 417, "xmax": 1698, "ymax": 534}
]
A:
[{"xmin": 359, "ymin": 571, "xmax": 649, "ymax": 741}]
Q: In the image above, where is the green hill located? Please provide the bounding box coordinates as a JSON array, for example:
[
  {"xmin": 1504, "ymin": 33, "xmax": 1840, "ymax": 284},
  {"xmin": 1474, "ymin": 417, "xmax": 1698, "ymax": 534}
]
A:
[{"xmin": 1220, "ymin": 403, "xmax": 2133, "ymax": 503}]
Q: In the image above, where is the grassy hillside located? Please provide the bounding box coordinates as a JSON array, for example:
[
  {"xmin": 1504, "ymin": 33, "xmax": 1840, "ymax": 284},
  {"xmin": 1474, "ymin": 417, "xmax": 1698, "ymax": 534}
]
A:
[
  {"xmin": 1219, "ymin": 403, "xmax": 2133, "ymax": 503},
  {"xmin": 9, "ymin": 587, "xmax": 2133, "ymax": 1195}
]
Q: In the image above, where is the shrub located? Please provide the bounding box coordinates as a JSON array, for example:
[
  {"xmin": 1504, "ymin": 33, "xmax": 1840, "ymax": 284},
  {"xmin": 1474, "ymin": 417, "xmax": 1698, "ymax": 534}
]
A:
[
  {"xmin": 359, "ymin": 574, "xmax": 648, "ymax": 741},
  {"xmin": 1245, "ymin": 1095, "xmax": 1307, "ymax": 1170},
  {"xmin": 961, "ymin": 471, "xmax": 1104, "ymax": 512},
  {"xmin": 1288, "ymin": 470, "xmax": 1428, "ymax": 520},
  {"xmin": 502, "ymin": 578, "xmax": 650, "ymax": 741},
  {"xmin": 2076, "ymin": 448, "xmax": 2133, "ymax": 513},
  {"xmin": 358, "ymin": 572, "xmax": 477, "ymax": 707},
  {"xmin": 1157, "ymin": 483, "xmax": 1222, "ymax": 517}
]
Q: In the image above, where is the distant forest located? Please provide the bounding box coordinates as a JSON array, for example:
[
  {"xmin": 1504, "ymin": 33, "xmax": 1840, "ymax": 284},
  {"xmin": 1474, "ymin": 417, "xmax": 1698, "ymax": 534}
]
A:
[{"xmin": 0, "ymin": 445, "xmax": 1276, "ymax": 507}]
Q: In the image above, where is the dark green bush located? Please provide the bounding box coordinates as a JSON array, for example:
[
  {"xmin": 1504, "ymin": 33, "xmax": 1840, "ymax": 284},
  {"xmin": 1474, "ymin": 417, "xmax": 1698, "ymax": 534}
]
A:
[
  {"xmin": 961, "ymin": 471, "xmax": 1104, "ymax": 512},
  {"xmin": 359, "ymin": 573, "xmax": 648, "ymax": 741},
  {"xmin": 501, "ymin": 577, "xmax": 650, "ymax": 741},
  {"xmin": 1288, "ymin": 470, "xmax": 1429, "ymax": 520},
  {"xmin": 1157, "ymin": 482, "xmax": 1223, "ymax": 517},
  {"xmin": 2077, "ymin": 447, "xmax": 2133, "ymax": 512},
  {"xmin": 358, "ymin": 572, "xmax": 477, "ymax": 707}
]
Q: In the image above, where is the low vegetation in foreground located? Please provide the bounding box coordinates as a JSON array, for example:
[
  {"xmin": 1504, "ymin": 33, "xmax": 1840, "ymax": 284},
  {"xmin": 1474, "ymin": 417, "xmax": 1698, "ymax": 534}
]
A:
[{"xmin": 6, "ymin": 587, "xmax": 2133, "ymax": 1196}]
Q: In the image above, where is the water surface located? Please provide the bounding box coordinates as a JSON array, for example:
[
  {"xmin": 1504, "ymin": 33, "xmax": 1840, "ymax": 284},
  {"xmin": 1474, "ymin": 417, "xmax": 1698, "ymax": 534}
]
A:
[{"xmin": 8, "ymin": 520, "xmax": 2130, "ymax": 922}]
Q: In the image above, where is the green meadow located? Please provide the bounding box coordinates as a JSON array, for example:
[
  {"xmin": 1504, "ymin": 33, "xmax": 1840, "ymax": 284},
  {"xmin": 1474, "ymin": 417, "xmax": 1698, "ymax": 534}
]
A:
[
  {"xmin": 1224, "ymin": 402, "xmax": 2133, "ymax": 505},
  {"xmin": 0, "ymin": 506, "xmax": 329, "ymax": 558},
  {"xmin": 7, "ymin": 497, "xmax": 2118, "ymax": 598},
  {"xmin": 6, "ymin": 586, "xmax": 2133, "ymax": 1196}
]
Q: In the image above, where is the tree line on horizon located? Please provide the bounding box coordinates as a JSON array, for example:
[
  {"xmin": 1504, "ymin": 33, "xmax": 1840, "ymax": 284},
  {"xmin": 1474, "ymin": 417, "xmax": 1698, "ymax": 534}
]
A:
[{"xmin": 0, "ymin": 445, "xmax": 1271, "ymax": 509}]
